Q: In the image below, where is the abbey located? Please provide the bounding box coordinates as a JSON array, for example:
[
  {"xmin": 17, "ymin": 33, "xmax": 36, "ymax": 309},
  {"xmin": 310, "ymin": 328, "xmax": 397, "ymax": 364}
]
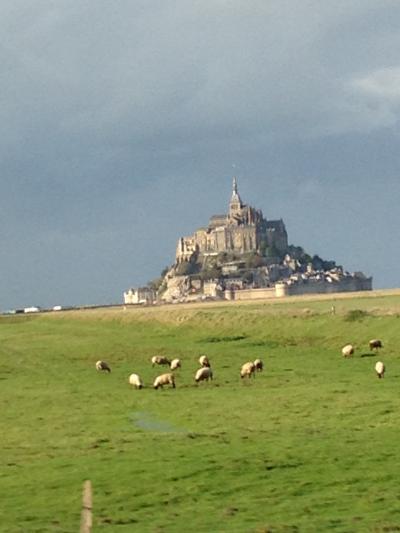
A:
[
  {"xmin": 124, "ymin": 177, "xmax": 372, "ymax": 304},
  {"xmin": 176, "ymin": 178, "xmax": 288, "ymax": 262}
]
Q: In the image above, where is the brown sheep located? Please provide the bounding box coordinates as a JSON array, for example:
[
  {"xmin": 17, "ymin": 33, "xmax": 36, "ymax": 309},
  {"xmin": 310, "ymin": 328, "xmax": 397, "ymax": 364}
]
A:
[
  {"xmin": 369, "ymin": 339, "xmax": 383, "ymax": 351},
  {"xmin": 253, "ymin": 358, "xmax": 263, "ymax": 372},
  {"xmin": 151, "ymin": 355, "xmax": 171, "ymax": 367},
  {"xmin": 95, "ymin": 360, "xmax": 111, "ymax": 373}
]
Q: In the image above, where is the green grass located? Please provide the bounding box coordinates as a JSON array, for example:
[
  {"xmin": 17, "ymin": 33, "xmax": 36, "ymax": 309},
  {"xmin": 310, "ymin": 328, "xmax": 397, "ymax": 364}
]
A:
[{"xmin": 2, "ymin": 293, "xmax": 400, "ymax": 532}]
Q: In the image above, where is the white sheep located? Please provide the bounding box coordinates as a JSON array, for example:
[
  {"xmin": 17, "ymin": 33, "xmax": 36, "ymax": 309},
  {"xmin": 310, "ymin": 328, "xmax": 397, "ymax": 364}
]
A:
[
  {"xmin": 153, "ymin": 373, "xmax": 176, "ymax": 389},
  {"xmin": 170, "ymin": 358, "xmax": 181, "ymax": 371},
  {"xmin": 151, "ymin": 355, "xmax": 171, "ymax": 367},
  {"xmin": 341, "ymin": 344, "xmax": 354, "ymax": 358},
  {"xmin": 95, "ymin": 360, "xmax": 111, "ymax": 373},
  {"xmin": 369, "ymin": 339, "xmax": 383, "ymax": 351},
  {"xmin": 128, "ymin": 373, "xmax": 143, "ymax": 389},
  {"xmin": 254, "ymin": 358, "xmax": 263, "ymax": 372},
  {"xmin": 195, "ymin": 367, "xmax": 213, "ymax": 383},
  {"xmin": 199, "ymin": 355, "xmax": 211, "ymax": 367},
  {"xmin": 240, "ymin": 361, "xmax": 256, "ymax": 379},
  {"xmin": 375, "ymin": 361, "xmax": 385, "ymax": 379}
]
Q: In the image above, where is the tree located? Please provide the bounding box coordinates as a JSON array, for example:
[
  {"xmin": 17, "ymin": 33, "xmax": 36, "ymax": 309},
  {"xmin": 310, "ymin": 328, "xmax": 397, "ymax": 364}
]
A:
[
  {"xmin": 148, "ymin": 277, "xmax": 163, "ymax": 291},
  {"xmin": 311, "ymin": 255, "xmax": 336, "ymax": 271},
  {"xmin": 265, "ymin": 245, "xmax": 280, "ymax": 258},
  {"xmin": 242, "ymin": 271, "xmax": 254, "ymax": 284},
  {"xmin": 199, "ymin": 265, "xmax": 221, "ymax": 281},
  {"xmin": 259, "ymin": 237, "xmax": 268, "ymax": 256},
  {"xmin": 244, "ymin": 253, "xmax": 264, "ymax": 268},
  {"xmin": 175, "ymin": 261, "xmax": 197, "ymax": 276},
  {"xmin": 160, "ymin": 266, "xmax": 169, "ymax": 277}
]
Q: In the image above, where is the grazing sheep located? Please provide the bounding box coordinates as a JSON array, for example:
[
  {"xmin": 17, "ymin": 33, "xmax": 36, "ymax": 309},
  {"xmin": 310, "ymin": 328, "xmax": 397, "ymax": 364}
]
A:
[
  {"xmin": 128, "ymin": 373, "xmax": 143, "ymax": 389},
  {"xmin": 369, "ymin": 339, "xmax": 383, "ymax": 351},
  {"xmin": 240, "ymin": 361, "xmax": 256, "ymax": 379},
  {"xmin": 341, "ymin": 344, "xmax": 354, "ymax": 358},
  {"xmin": 95, "ymin": 360, "xmax": 111, "ymax": 373},
  {"xmin": 375, "ymin": 361, "xmax": 385, "ymax": 379},
  {"xmin": 151, "ymin": 355, "xmax": 171, "ymax": 367},
  {"xmin": 199, "ymin": 355, "xmax": 211, "ymax": 368},
  {"xmin": 170, "ymin": 358, "xmax": 181, "ymax": 371},
  {"xmin": 254, "ymin": 358, "xmax": 263, "ymax": 372},
  {"xmin": 153, "ymin": 373, "xmax": 176, "ymax": 389},
  {"xmin": 195, "ymin": 367, "xmax": 213, "ymax": 383}
]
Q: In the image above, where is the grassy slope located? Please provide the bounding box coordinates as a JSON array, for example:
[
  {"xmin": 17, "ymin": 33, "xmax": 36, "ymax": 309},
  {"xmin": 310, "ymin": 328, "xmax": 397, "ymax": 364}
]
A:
[{"xmin": 1, "ymin": 293, "xmax": 400, "ymax": 532}]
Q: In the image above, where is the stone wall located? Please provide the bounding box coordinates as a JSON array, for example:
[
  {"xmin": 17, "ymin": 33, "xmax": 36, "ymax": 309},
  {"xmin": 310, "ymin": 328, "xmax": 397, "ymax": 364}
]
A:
[
  {"xmin": 284, "ymin": 277, "xmax": 372, "ymax": 296},
  {"xmin": 227, "ymin": 276, "xmax": 372, "ymax": 301},
  {"xmin": 225, "ymin": 287, "xmax": 276, "ymax": 300}
]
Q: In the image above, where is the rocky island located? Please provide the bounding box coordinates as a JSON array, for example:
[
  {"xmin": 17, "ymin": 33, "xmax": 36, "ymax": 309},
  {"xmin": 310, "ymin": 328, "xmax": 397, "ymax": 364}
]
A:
[{"xmin": 124, "ymin": 178, "xmax": 372, "ymax": 304}]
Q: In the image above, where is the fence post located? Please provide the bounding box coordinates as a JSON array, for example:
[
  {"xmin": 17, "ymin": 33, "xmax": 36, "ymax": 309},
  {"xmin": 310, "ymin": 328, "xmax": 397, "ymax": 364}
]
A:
[{"xmin": 80, "ymin": 480, "xmax": 92, "ymax": 533}]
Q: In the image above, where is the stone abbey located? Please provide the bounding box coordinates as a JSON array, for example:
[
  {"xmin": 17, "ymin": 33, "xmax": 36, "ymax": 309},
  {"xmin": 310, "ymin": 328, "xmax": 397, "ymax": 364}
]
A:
[
  {"xmin": 176, "ymin": 178, "xmax": 288, "ymax": 263},
  {"xmin": 124, "ymin": 177, "xmax": 372, "ymax": 304}
]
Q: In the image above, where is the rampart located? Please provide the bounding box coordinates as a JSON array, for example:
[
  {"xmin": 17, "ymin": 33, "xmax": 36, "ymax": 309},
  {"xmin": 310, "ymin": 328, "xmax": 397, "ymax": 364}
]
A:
[{"xmin": 226, "ymin": 276, "xmax": 372, "ymax": 301}]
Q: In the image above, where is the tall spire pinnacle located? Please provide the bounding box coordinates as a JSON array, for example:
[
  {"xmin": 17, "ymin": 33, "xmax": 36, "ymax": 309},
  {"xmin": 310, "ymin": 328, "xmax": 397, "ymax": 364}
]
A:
[
  {"xmin": 229, "ymin": 176, "xmax": 242, "ymax": 216},
  {"xmin": 233, "ymin": 176, "xmax": 238, "ymax": 195}
]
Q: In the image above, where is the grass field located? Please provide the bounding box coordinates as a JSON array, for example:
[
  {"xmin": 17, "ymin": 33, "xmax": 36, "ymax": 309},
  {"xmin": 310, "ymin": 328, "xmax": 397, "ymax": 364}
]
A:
[{"xmin": 2, "ymin": 291, "xmax": 400, "ymax": 532}]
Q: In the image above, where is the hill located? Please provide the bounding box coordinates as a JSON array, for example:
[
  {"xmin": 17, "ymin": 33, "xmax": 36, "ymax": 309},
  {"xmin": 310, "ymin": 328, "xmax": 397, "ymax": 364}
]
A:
[
  {"xmin": 143, "ymin": 178, "xmax": 372, "ymax": 303},
  {"xmin": 2, "ymin": 290, "xmax": 400, "ymax": 531}
]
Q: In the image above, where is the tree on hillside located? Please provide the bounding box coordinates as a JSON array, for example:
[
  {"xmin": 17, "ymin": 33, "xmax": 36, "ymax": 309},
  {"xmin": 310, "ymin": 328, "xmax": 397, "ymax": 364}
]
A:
[
  {"xmin": 242, "ymin": 271, "xmax": 254, "ymax": 284},
  {"xmin": 217, "ymin": 251, "xmax": 238, "ymax": 264},
  {"xmin": 259, "ymin": 237, "xmax": 268, "ymax": 256},
  {"xmin": 264, "ymin": 245, "xmax": 280, "ymax": 259},
  {"xmin": 199, "ymin": 264, "xmax": 221, "ymax": 280},
  {"xmin": 244, "ymin": 253, "xmax": 264, "ymax": 268},
  {"xmin": 175, "ymin": 261, "xmax": 198, "ymax": 276},
  {"xmin": 312, "ymin": 255, "xmax": 336, "ymax": 271}
]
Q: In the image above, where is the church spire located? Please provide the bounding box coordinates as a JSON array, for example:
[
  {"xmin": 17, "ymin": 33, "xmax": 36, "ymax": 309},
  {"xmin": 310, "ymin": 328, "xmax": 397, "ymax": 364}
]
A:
[
  {"xmin": 229, "ymin": 176, "xmax": 242, "ymax": 218},
  {"xmin": 233, "ymin": 176, "xmax": 238, "ymax": 195},
  {"xmin": 230, "ymin": 176, "xmax": 242, "ymax": 205}
]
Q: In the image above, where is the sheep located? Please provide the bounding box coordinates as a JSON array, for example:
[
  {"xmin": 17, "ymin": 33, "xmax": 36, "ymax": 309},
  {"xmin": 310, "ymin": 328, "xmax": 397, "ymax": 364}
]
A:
[
  {"xmin": 95, "ymin": 360, "xmax": 111, "ymax": 373},
  {"xmin": 254, "ymin": 358, "xmax": 263, "ymax": 372},
  {"xmin": 153, "ymin": 373, "xmax": 176, "ymax": 389},
  {"xmin": 375, "ymin": 361, "xmax": 385, "ymax": 379},
  {"xmin": 170, "ymin": 358, "xmax": 181, "ymax": 371},
  {"xmin": 195, "ymin": 366, "xmax": 213, "ymax": 383},
  {"xmin": 369, "ymin": 339, "xmax": 383, "ymax": 351},
  {"xmin": 240, "ymin": 361, "xmax": 256, "ymax": 379},
  {"xmin": 341, "ymin": 344, "xmax": 354, "ymax": 358},
  {"xmin": 151, "ymin": 355, "xmax": 171, "ymax": 367},
  {"xmin": 128, "ymin": 373, "xmax": 143, "ymax": 389},
  {"xmin": 199, "ymin": 355, "xmax": 211, "ymax": 368}
]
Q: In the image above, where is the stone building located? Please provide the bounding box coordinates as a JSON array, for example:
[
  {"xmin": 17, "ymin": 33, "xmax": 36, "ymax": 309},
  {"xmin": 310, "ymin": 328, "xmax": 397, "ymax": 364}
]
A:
[
  {"xmin": 176, "ymin": 178, "xmax": 288, "ymax": 263},
  {"xmin": 124, "ymin": 287, "xmax": 155, "ymax": 305}
]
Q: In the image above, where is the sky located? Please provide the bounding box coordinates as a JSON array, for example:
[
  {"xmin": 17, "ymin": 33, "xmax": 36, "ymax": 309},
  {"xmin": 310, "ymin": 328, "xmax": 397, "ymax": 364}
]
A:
[{"xmin": 1, "ymin": 1, "xmax": 400, "ymax": 310}]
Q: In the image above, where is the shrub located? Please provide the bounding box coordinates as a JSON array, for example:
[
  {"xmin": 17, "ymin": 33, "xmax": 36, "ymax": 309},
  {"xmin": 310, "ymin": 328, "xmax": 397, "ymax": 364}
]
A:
[
  {"xmin": 344, "ymin": 309, "xmax": 369, "ymax": 322},
  {"xmin": 175, "ymin": 261, "xmax": 197, "ymax": 276}
]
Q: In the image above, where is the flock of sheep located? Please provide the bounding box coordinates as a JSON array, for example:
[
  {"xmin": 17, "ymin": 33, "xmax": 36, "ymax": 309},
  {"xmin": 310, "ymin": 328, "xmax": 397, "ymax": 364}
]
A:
[
  {"xmin": 342, "ymin": 338, "xmax": 386, "ymax": 378},
  {"xmin": 95, "ymin": 354, "xmax": 264, "ymax": 390},
  {"xmin": 95, "ymin": 337, "xmax": 386, "ymax": 390}
]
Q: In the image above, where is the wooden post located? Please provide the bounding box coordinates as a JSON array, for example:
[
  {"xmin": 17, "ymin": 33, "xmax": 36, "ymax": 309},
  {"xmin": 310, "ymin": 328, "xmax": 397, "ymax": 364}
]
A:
[{"xmin": 80, "ymin": 480, "xmax": 92, "ymax": 533}]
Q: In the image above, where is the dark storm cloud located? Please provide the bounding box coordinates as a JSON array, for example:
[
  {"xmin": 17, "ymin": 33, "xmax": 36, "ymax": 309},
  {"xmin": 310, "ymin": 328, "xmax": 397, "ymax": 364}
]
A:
[{"xmin": 1, "ymin": 1, "xmax": 399, "ymax": 308}]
